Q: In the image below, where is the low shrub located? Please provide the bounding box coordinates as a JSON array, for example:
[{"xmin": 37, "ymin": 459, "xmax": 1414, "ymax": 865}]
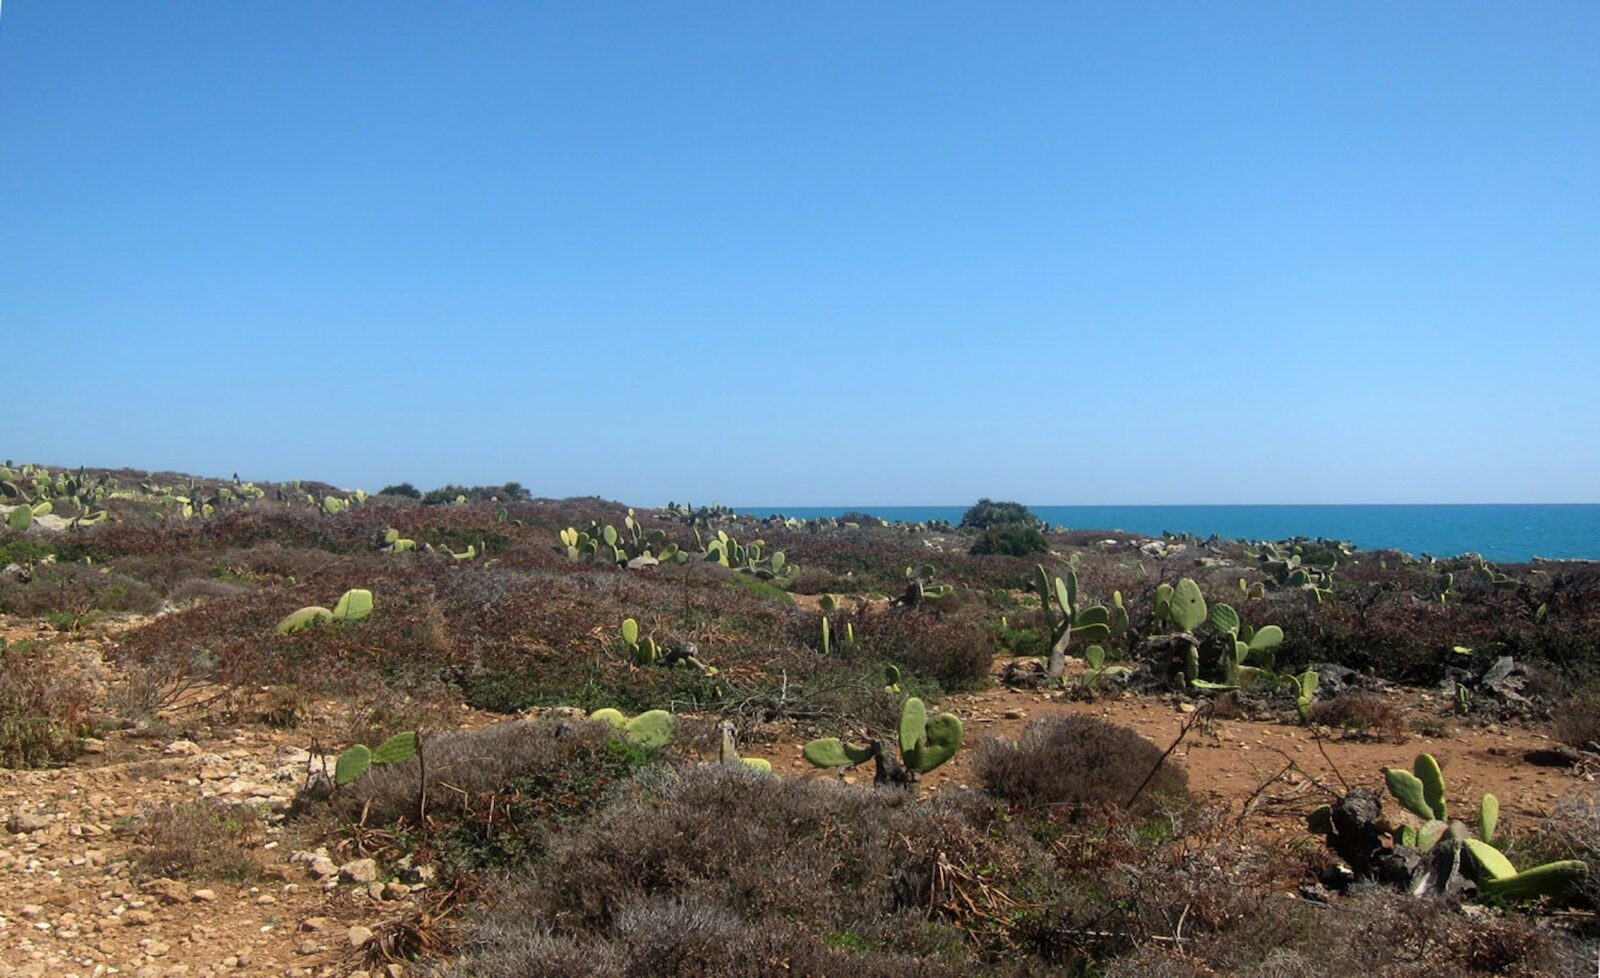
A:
[
  {"xmin": 0, "ymin": 640, "xmax": 93, "ymax": 768},
  {"xmin": 1308, "ymin": 692, "xmax": 1410, "ymax": 742},
  {"xmin": 1553, "ymin": 692, "xmax": 1600, "ymax": 749},
  {"xmin": 133, "ymin": 799, "xmax": 266, "ymax": 882},
  {"xmin": 974, "ymin": 715, "xmax": 1187, "ymax": 816},
  {"xmin": 969, "ymin": 522, "xmax": 1048, "ymax": 557},
  {"xmin": 851, "ymin": 608, "xmax": 995, "ymax": 691},
  {"xmin": 326, "ymin": 718, "xmax": 648, "ymax": 872},
  {"xmin": 1105, "ymin": 888, "xmax": 1591, "ymax": 978}
]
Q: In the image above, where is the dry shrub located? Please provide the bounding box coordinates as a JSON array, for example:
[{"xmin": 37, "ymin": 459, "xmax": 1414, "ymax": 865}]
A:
[
  {"xmin": 1106, "ymin": 888, "xmax": 1591, "ymax": 978},
  {"xmin": 331, "ymin": 717, "xmax": 619, "ymax": 826},
  {"xmin": 974, "ymin": 715, "xmax": 1188, "ymax": 815},
  {"xmin": 1553, "ymin": 692, "xmax": 1600, "ymax": 749},
  {"xmin": 1308, "ymin": 692, "xmax": 1410, "ymax": 742},
  {"xmin": 851, "ymin": 607, "xmax": 995, "ymax": 690},
  {"xmin": 0, "ymin": 561, "xmax": 161, "ymax": 616},
  {"xmin": 0, "ymin": 641, "xmax": 93, "ymax": 768},
  {"xmin": 133, "ymin": 798, "xmax": 266, "ymax": 881},
  {"xmin": 480, "ymin": 765, "xmax": 1017, "ymax": 953},
  {"xmin": 322, "ymin": 717, "xmax": 647, "ymax": 873},
  {"xmin": 448, "ymin": 765, "xmax": 1280, "ymax": 975},
  {"xmin": 447, "ymin": 896, "xmax": 954, "ymax": 978}
]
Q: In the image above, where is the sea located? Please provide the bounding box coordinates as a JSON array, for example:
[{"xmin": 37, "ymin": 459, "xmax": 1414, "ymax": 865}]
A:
[{"xmin": 732, "ymin": 505, "xmax": 1600, "ymax": 564}]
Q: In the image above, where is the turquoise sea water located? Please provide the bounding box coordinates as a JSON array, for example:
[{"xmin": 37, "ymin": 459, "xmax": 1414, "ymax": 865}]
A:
[{"xmin": 733, "ymin": 505, "xmax": 1600, "ymax": 563}]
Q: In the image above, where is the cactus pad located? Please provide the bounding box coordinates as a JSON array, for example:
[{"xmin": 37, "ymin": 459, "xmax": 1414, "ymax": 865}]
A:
[
  {"xmin": 1169, "ymin": 579, "xmax": 1208, "ymax": 631},
  {"xmin": 276, "ymin": 606, "xmax": 334, "ymax": 634},
  {"xmin": 334, "ymin": 744, "xmax": 371, "ymax": 786},
  {"xmin": 331, "ymin": 588, "xmax": 374, "ymax": 622},
  {"xmin": 371, "ymin": 731, "xmax": 418, "ymax": 766}
]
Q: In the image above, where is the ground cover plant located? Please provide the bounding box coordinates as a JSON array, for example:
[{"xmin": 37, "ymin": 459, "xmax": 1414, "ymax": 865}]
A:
[{"xmin": 2, "ymin": 462, "xmax": 1598, "ymax": 976}]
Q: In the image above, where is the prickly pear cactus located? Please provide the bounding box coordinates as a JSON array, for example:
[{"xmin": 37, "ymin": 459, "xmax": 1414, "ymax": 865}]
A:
[
  {"xmin": 334, "ymin": 744, "xmax": 371, "ymax": 786},
  {"xmin": 623, "ymin": 710, "xmax": 674, "ymax": 749},
  {"xmin": 1168, "ymin": 578, "xmax": 1208, "ymax": 632},
  {"xmin": 276, "ymin": 606, "xmax": 334, "ymax": 634},
  {"xmin": 331, "ymin": 588, "xmax": 374, "ymax": 622},
  {"xmin": 371, "ymin": 731, "xmax": 418, "ymax": 766}
]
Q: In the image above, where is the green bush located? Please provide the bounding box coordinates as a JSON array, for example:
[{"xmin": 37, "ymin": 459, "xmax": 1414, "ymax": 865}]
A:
[{"xmin": 959, "ymin": 498, "xmax": 1042, "ymax": 530}]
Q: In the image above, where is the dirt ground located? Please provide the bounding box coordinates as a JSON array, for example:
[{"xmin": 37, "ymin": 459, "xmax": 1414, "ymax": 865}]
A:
[{"xmin": 2, "ymin": 620, "xmax": 1594, "ymax": 978}]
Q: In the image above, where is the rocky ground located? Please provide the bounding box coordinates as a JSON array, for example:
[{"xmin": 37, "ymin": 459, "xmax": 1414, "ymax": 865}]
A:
[{"xmin": 2, "ymin": 618, "xmax": 1594, "ymax": 978}]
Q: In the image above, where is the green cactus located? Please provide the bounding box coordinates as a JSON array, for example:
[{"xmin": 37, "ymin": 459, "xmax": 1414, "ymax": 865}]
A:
[
  {"xmin": 331, "ymin": 588, "xmax": 374, "ymax": 622},
  {"xmin": 1036, "ymin": 564, "xmax": 1119, "ymax": 681},
  {"xmin": 276, "ymin": 606, "xmax": 334, "ymax": 634},
  {"xmin": 883, "ymin": 663, "xmax": 902, "ymax": 694},
  {"xmin": 1479, "ymin": 793, "xmax": 1498, "ymax": 844},
  {"xmin": 7, "ymin": 505, "xmax": 32, "ymax": 531},
  {"xmin": 371, "ymin": 730, "xmax": 418, "ymax": 766},
  {"xmin": 332, "ymin": 730, "xmax": 420, "ymax": 788},
  {"xmin": 801, "ymin": 697, "xmax": 962, "ymax": 788},
  {"xmin": 802, "ymin": 738, "xmax": 876, "ymax": 767},
  {"xmin": 1463, "ymin": 838, "xmax": 1588, "ymax": 902},
  {"xmin": 589, "ymin": 707, "xmax": 626, "ymax": 728},
  {"xmin": 1289, "ymin": 670, "xmax": 1318, "ymax": 720},
  {"xmin": 586, "ymin": 707, "xmax": 675, "ymax": 749},
  {"xmin": 1079, "ymin": 644, "xmax": 1129, "ymax": 692},
  {"xmin": 1385, "ymin": 764, "xmax": 1444, "ymax": 822},
  {"xmin": 334, "ymin": 744, "xmax": 371, "ymax": 786},
  {"xmin": 623, "ymin": 709, "xmax": 674, "ymax": 749},
  {"xmin": 1166, "ymin": 578, "xmax": 1208, "ymax": 631}
]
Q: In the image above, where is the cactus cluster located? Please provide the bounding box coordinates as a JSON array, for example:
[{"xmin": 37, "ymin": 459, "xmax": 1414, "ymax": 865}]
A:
[
  {"xmin": 816, "ymin": 594, "xmax": 855, "ymax": 654},
  {"xmin": 1256, "ymin": 542, "xmax": 1335, "ymax": 603},
  {"xmin": 1156, "ymin": 578, "xmax": 1286, "ymax": 693},
  {"xmin": 1309, "ymin": 752, "xmax": 1587, "ymax": 903},
  {"xmin": 334, "ymin": 730, "xmax": 419, "ymax": 787},
  {"xmin": 588, "ymin": 707, "xmax": 675, "ymax": 749},
  {"xmin": 802, "ymin": 697, "xmax": 963, "ymax": 790},
  {"xmin": 276, "ymin": 588, "xmax": 374, "ymax": 635},
  {"xmin": 558, "ymin": 514, "xmax": 802, "ymax": 582},
  {"xmin": 1036, "ymin": 563, "xmax": 1127, "ymax": 681},
  {"xmin": 1, "ymin": 464, "xmax": 115, "ymax": 527},
  {"xmin": 381, "ymin": 528, "xmax": 418, "ymax": 552},
  {"xmin": 618, "ymin": 618, "xmax": 716, "ymax": 674},
  {"xmin": 560, "ymin": 512, "xmax": 684, "ymax": 566}
]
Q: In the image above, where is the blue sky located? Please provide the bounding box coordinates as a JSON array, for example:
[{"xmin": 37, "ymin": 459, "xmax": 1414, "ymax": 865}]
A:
[{"xmin": 3, "ymin": 3, "xmax": 1597, "ymax": 504}]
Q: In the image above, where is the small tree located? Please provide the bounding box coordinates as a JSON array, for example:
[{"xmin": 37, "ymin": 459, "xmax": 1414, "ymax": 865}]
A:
[{"xmin": 959, "ymin": 498, "xmax": 1042, "ymax": 530}]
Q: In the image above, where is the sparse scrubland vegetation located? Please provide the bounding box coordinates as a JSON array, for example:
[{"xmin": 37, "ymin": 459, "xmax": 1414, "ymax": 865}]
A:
[{"xmin": 1, "ymin": 462, "xmax": 1597, "ymax": 975}]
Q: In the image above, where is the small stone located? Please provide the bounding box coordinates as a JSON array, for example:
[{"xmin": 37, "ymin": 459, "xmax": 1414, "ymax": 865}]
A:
[
  {"xmin": 347, "ymin": 925, "xmax": 373, "ymax": 948},
  {"xmin": 339, "ymin": 858, "xmax": 378, "ymax": 884},
  {"xmin": 190, "ymin": 889, "xmax": 217, "ymax": 903},
  {"xmin": 306, "ymin": 856, "xmax": 338, "ymax": 880},
  {"xmin": 6, "ymin": 813, "xmax": 50, "ymax": 834},
  {"xmin": 122, "ymin": 909, "xmax": 157, "ymax": 927},
  {"xmin": 142, "ymin": 879, "xmax": 190, "ymax": 905}
]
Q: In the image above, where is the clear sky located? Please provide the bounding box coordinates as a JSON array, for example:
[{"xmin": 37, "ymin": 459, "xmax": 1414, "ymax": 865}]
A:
[{"xmin": 3, "ymin": 3, "xmax": 1597, "ymax": 505}]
